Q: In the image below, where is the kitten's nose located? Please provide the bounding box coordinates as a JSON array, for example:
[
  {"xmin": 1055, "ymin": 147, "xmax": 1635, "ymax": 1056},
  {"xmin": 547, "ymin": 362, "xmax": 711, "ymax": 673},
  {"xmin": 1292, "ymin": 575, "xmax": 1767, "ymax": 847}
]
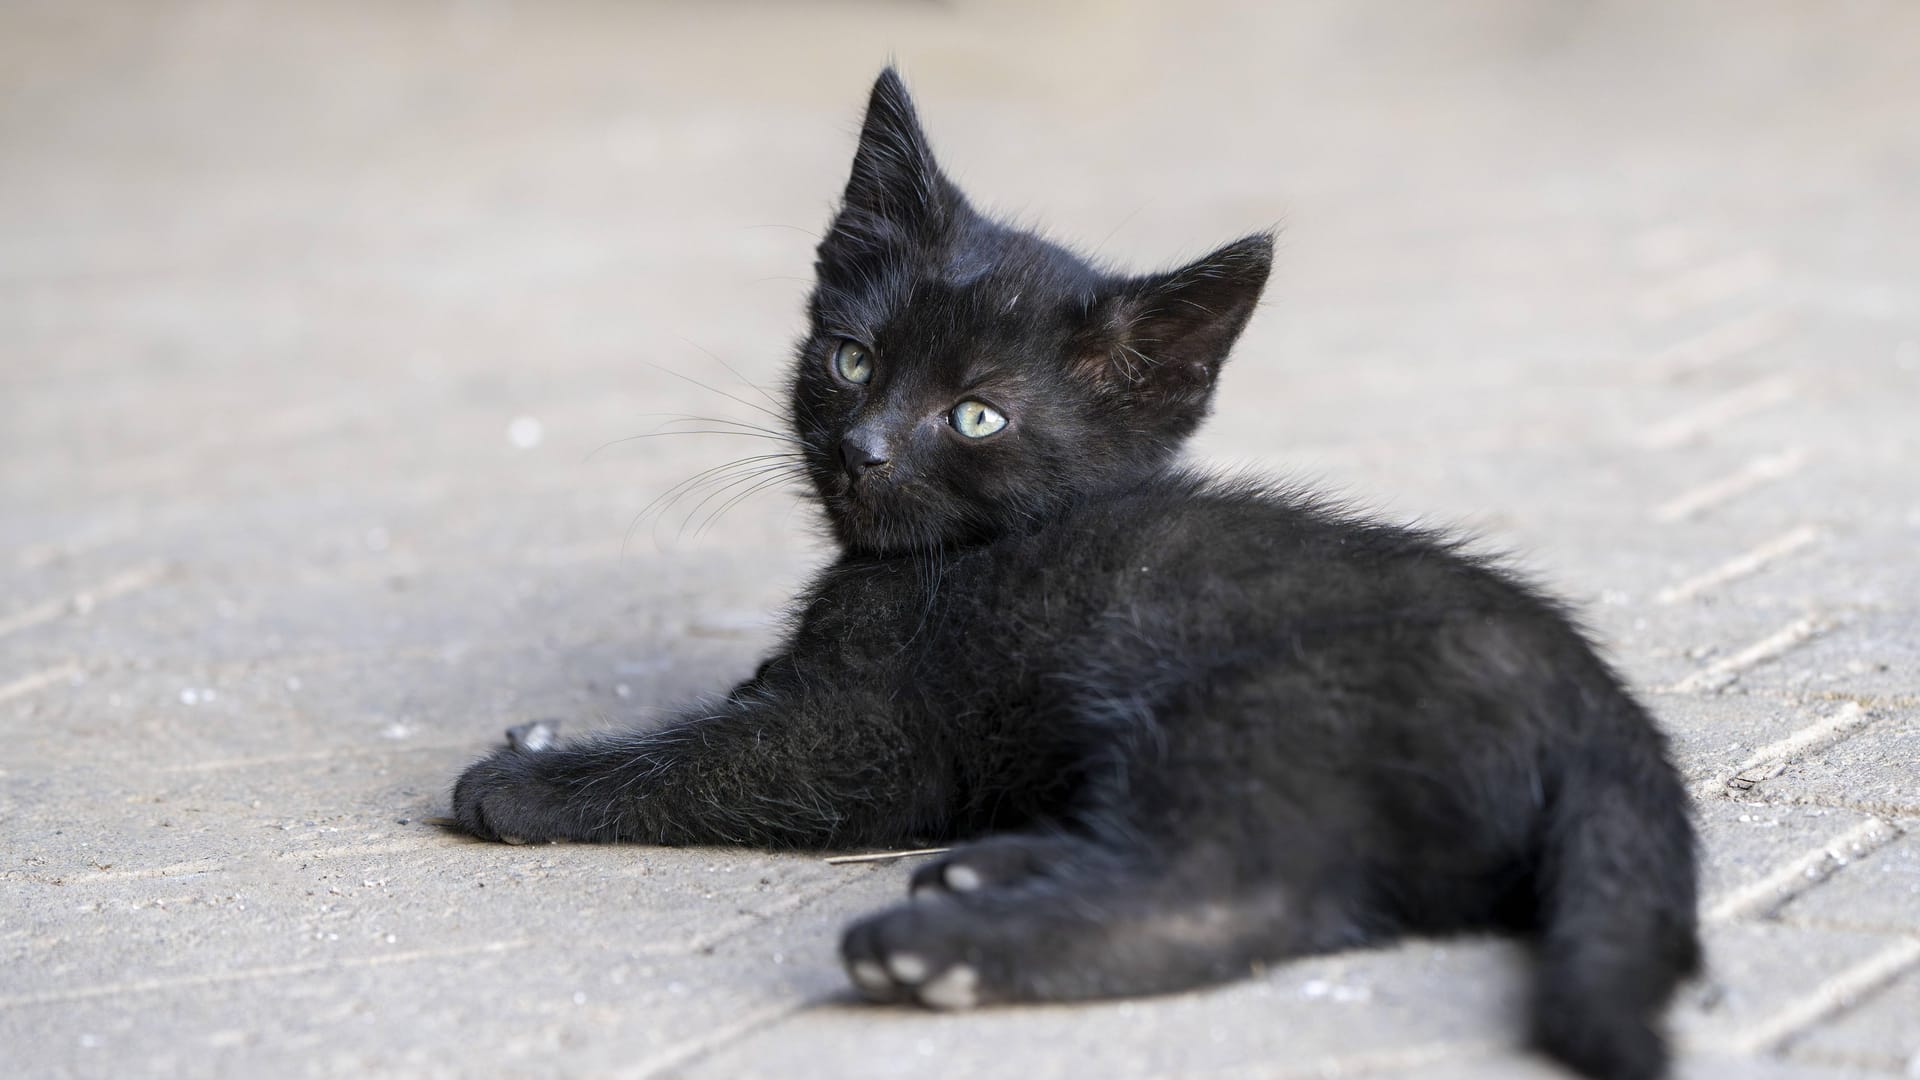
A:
[{"xmin": 839, "ymin": 433, "xmax": 889, "ymax": 482}]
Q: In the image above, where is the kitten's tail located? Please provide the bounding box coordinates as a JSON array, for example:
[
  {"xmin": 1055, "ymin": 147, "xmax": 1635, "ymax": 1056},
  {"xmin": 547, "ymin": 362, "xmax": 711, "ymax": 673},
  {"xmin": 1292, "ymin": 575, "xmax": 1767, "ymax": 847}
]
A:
[{"xmin": 1530, "ymin": 729, "xmax": 1701, "ymax": 1080}]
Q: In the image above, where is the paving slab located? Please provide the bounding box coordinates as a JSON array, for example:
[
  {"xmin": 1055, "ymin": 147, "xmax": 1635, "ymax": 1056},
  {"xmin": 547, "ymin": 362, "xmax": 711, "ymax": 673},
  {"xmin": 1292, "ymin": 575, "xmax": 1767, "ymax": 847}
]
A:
[
  {"xmin": 1778, "ymin": 826, "xmax": 1920, "ymax": 933},
  {"xmin": 1790, "ymin": 966, "xmax": 1920, "ymax": 1074},
  {"xmin": 1752, "ymin": 711, "xmax": 1920, "ymax": 817},
  {"xmin": 1674, "ymin": 922, "xmax": 1907, "ymax": 1053},
  {"xmin": 1690, "ymin": 799, "xmax": 1893, "ymax": 921}
]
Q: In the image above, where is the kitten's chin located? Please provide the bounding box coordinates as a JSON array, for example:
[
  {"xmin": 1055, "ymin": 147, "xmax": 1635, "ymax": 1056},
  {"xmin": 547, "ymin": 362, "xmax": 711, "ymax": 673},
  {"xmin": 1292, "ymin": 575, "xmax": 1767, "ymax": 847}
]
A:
[
  {"xmin": 827, "ymin": 498, "xmax": 918, "ymax": 555},
  {"xmin": 823, "ymin": 490, "xmax": 951, "ymax": 556},
  {"xmin": 812, "ymin": 470, "xmax": 987, "ymax": 555}
]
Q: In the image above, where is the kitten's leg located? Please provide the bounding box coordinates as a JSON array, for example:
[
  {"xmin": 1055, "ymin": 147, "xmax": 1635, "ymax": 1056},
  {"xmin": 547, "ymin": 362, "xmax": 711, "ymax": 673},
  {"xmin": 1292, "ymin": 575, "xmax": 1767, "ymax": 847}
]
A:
[
  {"xmin": 450, "ymin": 680, "xmax": 945, "ymax": 848},
  {"xmin": 844, "ymin": 841, "xmax": 1364, "ymax": 1007}
]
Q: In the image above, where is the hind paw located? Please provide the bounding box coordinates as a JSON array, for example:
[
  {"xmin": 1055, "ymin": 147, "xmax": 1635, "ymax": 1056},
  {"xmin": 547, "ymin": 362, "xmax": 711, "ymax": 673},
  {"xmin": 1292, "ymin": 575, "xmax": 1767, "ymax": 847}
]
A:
[{"xmin": 841, "ymin": 902, "xmax": 998, "ymax": 1009}]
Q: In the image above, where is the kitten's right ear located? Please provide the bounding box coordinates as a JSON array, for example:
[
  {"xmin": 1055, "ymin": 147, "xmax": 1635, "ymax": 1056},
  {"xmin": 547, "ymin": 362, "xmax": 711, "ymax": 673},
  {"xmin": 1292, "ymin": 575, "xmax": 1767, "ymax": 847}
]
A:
[{"xmin": 839, "ymin": 67, "xmax": 951, "ymax": 229}]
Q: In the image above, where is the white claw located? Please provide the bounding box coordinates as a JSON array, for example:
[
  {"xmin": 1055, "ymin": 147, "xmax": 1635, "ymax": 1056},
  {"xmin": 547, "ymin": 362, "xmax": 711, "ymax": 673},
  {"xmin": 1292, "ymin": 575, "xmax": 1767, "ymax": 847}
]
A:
[{"xmin": 917, "ymin": 964, "xmax": 980, "ymax": 1010}]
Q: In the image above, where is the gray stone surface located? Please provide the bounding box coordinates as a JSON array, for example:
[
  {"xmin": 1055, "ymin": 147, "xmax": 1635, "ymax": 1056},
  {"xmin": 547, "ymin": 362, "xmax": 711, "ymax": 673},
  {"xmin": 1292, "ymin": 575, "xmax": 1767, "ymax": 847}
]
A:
[
  {"xmin": 1782, "ymin": 829, "xmax": 1920, "ymax": 933},
  {"xmin": 4, "ymin": 1, "xmax": 1917, "ymax": 1077},
  {"xmin": 1794, "ymin": 965, "xmax": 1920, "ymax": 1074}
]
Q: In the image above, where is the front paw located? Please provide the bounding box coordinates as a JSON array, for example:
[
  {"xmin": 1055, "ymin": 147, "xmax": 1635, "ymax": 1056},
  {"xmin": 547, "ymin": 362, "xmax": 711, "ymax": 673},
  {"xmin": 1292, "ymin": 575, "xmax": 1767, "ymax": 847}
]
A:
[{"xmin": 450, "ymin": 748, "xmax": 552, "ymax": 844}]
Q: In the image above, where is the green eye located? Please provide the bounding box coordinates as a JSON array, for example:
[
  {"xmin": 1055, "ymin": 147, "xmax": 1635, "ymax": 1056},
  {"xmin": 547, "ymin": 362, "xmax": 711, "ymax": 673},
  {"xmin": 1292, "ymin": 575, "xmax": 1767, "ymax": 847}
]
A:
[
  {"xmin": 950, "ymin": 399, "xmax": 1008, "ymax": 439},
  {"xmin": 831, "ymin": 340, "xmax": 873, "ymax": 384}
]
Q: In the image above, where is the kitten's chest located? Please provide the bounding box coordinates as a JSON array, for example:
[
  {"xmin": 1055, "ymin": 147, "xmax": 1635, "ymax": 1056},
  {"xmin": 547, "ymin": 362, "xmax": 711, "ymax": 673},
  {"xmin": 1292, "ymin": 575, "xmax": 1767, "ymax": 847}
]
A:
[{"xmin": 800, "ymin": 539, "xmax": 1131, "ymax": 690}]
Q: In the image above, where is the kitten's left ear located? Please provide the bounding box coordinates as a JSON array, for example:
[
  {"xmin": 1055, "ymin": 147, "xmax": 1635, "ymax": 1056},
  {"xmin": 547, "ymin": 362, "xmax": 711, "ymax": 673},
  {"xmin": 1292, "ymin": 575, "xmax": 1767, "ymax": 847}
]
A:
[
  {"xmin": 840, "ymin": 67, "xmax": 953, "ymax": 229},
  {"xmin": 1078, "ymin": 233, "xmax": 1274, "ymax": 416}
]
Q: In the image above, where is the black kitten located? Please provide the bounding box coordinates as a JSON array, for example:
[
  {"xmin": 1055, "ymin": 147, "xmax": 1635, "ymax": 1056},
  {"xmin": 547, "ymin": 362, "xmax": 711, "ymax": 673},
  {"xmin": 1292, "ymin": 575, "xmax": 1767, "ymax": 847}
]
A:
[{"xmin": 452, "ymin": 69, "xmax": 1699, "ymax": 1080}]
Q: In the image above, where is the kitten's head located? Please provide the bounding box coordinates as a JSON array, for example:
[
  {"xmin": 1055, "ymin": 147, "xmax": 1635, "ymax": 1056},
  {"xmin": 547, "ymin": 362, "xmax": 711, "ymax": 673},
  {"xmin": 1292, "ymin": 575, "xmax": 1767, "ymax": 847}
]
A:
[{"xmin": 792, "ymin": 68, "xmax": 1271, "ymax": 555}]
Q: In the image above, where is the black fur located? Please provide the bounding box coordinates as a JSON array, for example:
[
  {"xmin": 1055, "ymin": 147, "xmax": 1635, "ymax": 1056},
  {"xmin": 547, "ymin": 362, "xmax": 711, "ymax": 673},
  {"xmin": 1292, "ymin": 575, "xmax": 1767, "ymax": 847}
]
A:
[{"xmin": 451, "ymin": 68, "xmax": 1700, "ymax": 1079}]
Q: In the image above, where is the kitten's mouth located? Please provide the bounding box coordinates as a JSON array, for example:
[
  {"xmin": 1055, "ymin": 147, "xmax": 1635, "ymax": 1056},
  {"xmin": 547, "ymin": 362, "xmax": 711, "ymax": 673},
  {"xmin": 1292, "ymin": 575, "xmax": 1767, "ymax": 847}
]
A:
[
  {"xmin": 831, "ymin": 469, "xmax": 892, "ymax": 509},
  {"xmin": 813, "ymin": 464, "xmax": 971, "ymax": 554},
  {"xmin": 831, "ymin": 483, "xmax": 890, "ymax": 529}
]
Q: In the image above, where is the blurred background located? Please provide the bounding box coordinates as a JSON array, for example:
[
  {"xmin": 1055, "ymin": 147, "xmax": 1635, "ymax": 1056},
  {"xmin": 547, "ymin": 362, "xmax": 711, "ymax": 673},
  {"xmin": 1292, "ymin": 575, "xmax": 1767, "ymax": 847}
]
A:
[
  {"xmin": 4, "ymin": 3, "xmax": 1919, "ymax": 1077},
  {"xmin": 7, "ymin": 0, "xmax": 1917, "ymax": 606},
  {"xmin": 7, "ymin": 0, "xmax": 1917, "ymax": 708}
]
